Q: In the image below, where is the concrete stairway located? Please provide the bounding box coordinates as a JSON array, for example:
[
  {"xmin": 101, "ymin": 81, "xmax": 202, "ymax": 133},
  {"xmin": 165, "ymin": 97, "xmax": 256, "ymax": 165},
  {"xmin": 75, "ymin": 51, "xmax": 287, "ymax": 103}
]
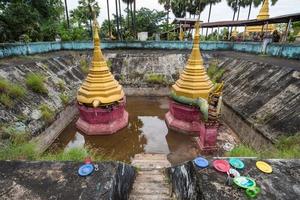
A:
[{"xmin": 129, "ymin": 154, "xmax": 172, "ymax": 200}]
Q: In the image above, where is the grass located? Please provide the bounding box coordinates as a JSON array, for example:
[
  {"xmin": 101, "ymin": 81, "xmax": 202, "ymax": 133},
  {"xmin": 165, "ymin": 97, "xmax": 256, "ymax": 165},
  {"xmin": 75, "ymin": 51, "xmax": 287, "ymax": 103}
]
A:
[
  {"xmin": 8, "ymin": 84, "xmax": 27, "ymax": 99},
  {"xmin": 145, "ymin": 73, "xmax": 168, "ymax": 85},
  {"xmin": 226, "ymin": 133, "xmax": 300, "ymax": 159},
  {"xmin": 207, "ymin": 60, "xmax": 225, "ymax": 84},
  {"xmin": 0, "ymin": 78, "xmax": 27, "ymax": 104},
  {"xmin": 0, "ymin": 78, "xmax": 9, "ymax": 92},
  {"xmin": 107, "ymin": 60, "xmax": 112, "ymax": 69},
  {"xmin": 80, "ymin": 59, "xmax": 89, "ymax": 74},
  {"xmin": 39, "ymin": 104, "xmax": 55, "ymax": 123},
  {"xmin": 26, "ymin": 73, "xmax": 48, "ymax": 94},
  {"xmin": 59, "ymin": 94, "xmax": 69, "ymax": 105},
  {"xmin": 57, "ymin": 80, "xmax": 66, "ymax": 91},
  {"xmin": 0, "ymin": 94, "xmax": 13, "ymax": 108}
]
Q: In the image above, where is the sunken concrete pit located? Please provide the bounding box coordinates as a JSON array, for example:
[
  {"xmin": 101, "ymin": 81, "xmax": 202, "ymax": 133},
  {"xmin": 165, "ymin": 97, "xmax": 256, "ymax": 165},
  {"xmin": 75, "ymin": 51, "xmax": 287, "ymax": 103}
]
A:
[{"xmin": 0, "ymin": 49, "xmax": 299, "ymax": 199}]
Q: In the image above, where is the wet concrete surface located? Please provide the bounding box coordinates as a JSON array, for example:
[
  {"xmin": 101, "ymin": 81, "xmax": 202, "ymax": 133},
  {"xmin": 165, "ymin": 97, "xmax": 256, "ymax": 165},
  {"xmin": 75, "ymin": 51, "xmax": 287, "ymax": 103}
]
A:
[{"xmin": 50, "ymin": 97, "xmax": 239, "ymax": 165}]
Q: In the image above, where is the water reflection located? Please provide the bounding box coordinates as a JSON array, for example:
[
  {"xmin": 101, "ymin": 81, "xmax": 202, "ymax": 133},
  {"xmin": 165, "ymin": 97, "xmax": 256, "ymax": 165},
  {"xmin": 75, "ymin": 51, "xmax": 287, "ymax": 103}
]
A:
[{"xmin": 50, "ymin": 97, "xmax": 200, "ymax": 165}]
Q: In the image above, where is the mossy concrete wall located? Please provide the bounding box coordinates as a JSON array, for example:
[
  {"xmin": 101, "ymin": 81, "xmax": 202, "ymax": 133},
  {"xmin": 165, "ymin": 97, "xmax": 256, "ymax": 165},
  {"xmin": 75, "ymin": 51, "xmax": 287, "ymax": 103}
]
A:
[{"xmin": 1, "ymin": 41, "xmax": 300, "ymax": 59}]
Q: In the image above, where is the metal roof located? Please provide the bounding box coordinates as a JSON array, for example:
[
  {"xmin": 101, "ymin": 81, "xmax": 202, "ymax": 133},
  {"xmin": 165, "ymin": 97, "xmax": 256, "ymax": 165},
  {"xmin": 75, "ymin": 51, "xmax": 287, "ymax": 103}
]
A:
[{"xmin": 173, "ymin": 12, "xmax": 300, "ymax": 28}]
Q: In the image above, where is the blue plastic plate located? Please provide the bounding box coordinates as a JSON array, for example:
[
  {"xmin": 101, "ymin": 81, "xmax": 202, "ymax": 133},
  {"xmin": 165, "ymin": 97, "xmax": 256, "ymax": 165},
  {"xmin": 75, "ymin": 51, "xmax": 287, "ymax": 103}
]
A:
[
  {"xmin": 78, "ymin": 164, "xmax": 94, "ymax": 177},
  {"xmin": 194, "ymin": 157, "xmax": 209, "ymax": 168},
  {"xmin": 229, "ymin": 158, "xmax": 245, "ymax": 169}
]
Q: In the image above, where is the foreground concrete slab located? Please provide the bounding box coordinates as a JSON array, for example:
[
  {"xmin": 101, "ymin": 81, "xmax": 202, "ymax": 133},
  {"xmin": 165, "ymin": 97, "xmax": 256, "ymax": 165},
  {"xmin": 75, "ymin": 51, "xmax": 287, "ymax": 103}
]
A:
[
  {"xmin": 167, "ymin": 159, "xmax": 300, "ymax": 200},
  {"xmin": 0, "ymin": 161, "xmax": 135, "ymax": 200}
]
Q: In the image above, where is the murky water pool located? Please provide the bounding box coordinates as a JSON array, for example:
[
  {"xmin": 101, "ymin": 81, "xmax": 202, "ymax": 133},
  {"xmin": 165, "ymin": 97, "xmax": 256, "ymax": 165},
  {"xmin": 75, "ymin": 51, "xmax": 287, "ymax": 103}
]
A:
[{"xmin": 50, "ymin": 97, "xmax": 239, "ymax": 165}]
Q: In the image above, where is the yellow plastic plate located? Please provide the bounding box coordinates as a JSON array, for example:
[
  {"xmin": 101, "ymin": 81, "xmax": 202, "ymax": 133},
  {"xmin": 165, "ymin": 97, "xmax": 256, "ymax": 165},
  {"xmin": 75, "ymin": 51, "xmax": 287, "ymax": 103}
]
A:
[{"xmin": 256, "ymin": 161, "xmax": 272, "ymax": 173}]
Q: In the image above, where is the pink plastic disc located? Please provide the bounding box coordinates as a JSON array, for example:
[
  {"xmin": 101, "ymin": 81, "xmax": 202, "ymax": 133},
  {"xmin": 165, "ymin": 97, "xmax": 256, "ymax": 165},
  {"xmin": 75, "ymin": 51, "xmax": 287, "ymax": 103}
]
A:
[{"xmin": 213, "ymin": 160, "xmax": 230, "ymax": 173}]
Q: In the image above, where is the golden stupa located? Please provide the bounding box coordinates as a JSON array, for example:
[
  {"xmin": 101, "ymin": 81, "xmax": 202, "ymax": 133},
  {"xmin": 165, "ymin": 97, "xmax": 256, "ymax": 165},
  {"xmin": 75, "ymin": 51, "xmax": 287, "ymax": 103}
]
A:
[
  {"xmin": 77, "ymin": 20, "xmax": 124, "ymax": 107},
  {"xmin": 246, "ymin": 0, "xmax": 275, "ymax": 33},
  {"xmin": 172, "ymin": 21, "xmax": 213, "ymax": 100}
]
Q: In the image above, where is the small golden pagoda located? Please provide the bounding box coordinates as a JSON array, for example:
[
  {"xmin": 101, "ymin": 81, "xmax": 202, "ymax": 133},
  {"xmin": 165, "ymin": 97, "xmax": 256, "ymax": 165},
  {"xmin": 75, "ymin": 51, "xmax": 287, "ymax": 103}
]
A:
[
  {"xmin": 172, "ymin": 21, "xmax": 213, "ymax": 100},
  {"xmin": 77, "ymin": 20, "xmax": 124, "ymax": 107},
  {"xmin": 246, "ymin": 0, "xmax": 275, "ymax": 33},
  {"xmin": 231, "ymin": 28, "xmax": 238, "ymax": 38}
]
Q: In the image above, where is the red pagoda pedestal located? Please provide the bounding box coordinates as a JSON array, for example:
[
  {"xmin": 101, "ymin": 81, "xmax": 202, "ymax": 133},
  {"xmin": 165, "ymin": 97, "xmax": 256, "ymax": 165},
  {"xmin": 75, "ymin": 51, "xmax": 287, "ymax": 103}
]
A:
[
  {"xmin": 76, "ymin": 98, "xmax": 128, "ymax": 135},
  {"xmin": 165, "ymin": 100, "xmax": 202, "ymax": 136},
  {"xmin": 197, "ymin": 122, "xmax": 219, "ymax": 152}
]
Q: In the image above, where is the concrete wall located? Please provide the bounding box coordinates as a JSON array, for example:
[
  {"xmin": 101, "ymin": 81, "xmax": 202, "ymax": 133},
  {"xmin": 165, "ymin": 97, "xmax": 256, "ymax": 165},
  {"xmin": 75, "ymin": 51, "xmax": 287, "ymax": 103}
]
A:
[{"xmin": 1, "ymin": 41, "xmax": 300, "ymax": 59}]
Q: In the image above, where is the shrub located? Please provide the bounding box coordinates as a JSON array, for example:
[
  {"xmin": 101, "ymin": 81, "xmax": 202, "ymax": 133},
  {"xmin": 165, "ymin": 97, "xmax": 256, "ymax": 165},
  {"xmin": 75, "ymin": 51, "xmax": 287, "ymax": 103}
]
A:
[
  {"xmin": 26, "ymin": 73, "xmax": 48, "ymax": 94},
  {"xmin": 146, "ymin": 73, "xmax": 168, "ymax": 85},
  {"xmin": 225, "ymin": 145, "xmax": 259, "ymax": 157},
  {"xmin": 8, "ymin": 84, "xmax": 27, "ymax": 99},
  {"xmin": 207, "ymin": 61, "xmax": 225, "ymax": 84},
  {"xmin": 80, "ymin": 59, "xmax": 89, "ymax": 74},
  {"xmin": 59, "ymin": 94, "xmax": 69, "ymax": 105},
  {"xmin": 0, "ymin": 142, "xmax": 38, "ymax": 160},
  {"xmin": 0, "ymin": 94, "xmax": 13, "ymax": 108},
  {"xmin": 39, "ymin": 104, "xmax": 55, "ymax": 123},
  {"xmin": 0, "ymin": 78, "xmax": 9, "ymax": 92},
  {"xmin": 57, "ymin": 80, "xmax": 66, "ymax": 91}
]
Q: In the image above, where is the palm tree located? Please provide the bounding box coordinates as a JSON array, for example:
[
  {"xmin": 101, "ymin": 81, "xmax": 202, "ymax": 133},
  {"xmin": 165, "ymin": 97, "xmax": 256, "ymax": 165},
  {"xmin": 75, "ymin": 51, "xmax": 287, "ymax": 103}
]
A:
[
  {"xmin": 64, "ymin": 0, "xmax": 70, "ymax": 28},
  {"xmin": 158, "ymin": 0, "xmax": 171, "ymax": 35},
  {"xmin": 106, "ymin": 0, "xmax": 111, "ymax": 37},
  {"xmin": 206, "ymin": 0, "xmax": 221, "ymax": 37},
  {"xmin": 122, "ymin": 0, "xmax": 135, "ymax": 36},
  {"xmin": 115, "ymin": 0, "xmax": 120, "ymax": 39},
  {"xmin": 170, "ymin": 0, "xmax": 187, "ymax": 18}
]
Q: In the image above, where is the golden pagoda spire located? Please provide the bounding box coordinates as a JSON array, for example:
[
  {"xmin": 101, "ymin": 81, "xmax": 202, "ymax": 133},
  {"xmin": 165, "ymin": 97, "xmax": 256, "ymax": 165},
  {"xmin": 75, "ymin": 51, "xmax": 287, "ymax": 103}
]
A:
[
  {"xmin": 245, "ymin": 0, "xmax": 274, "ymax": 33},
  {"xmin": 172, "ymin": 21, "xmax": 213, "ymax": 100},
  {"xmin": 257, "ymin": 0, "xmax": 270, "ymax": 20},
  {"xmin": 77, "ymin": 20, "xmax": 124, "ymax": 107}
]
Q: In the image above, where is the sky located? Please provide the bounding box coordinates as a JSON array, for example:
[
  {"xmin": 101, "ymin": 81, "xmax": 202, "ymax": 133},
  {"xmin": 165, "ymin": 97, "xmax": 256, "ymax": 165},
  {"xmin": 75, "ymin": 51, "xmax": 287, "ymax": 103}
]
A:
[{"xmin": 66, "ymin": 0, "xmax": 300, "ymax": 25}]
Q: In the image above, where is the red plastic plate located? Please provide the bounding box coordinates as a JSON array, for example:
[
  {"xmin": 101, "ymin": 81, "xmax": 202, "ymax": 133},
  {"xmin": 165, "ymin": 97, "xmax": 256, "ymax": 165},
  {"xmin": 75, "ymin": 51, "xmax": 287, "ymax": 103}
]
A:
[{"xmin": 213, "ymin": 160, "xmax": 230, "ymax": 173}]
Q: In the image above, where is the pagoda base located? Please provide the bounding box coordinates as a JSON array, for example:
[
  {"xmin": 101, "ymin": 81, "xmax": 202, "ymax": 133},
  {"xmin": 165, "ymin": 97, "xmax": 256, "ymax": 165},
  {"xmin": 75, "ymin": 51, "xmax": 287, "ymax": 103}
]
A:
[
  {"xmin": 165, "ymin": 100, "xmax": 202, "ymax": 136},
  {"xmin": 197, "ymin": 122, "xmax": 219, "ymax": 153},
  {"xmin": 76, "ymin": 99, "xmax": 128, "ymax": 135}
]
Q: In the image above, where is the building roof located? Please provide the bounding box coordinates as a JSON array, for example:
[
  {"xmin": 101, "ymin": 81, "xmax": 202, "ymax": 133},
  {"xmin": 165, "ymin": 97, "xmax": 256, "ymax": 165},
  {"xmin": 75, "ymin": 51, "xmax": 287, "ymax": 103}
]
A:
[{"xmin": 173, "ymin": 13, "xmax": 300, "ymax": 28}]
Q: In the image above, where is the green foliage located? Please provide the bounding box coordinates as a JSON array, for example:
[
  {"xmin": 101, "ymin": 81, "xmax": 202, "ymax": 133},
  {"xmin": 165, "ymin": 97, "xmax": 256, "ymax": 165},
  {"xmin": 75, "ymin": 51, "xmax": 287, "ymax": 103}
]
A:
[
  {"xmin": 0, "ymin": 78, "xmax": 9, "ymax": 92},
  {"xmin": 226, "ymin": 133, "xmax": 300, "ymax": 159},
  {"xmin": 42, "ymin": 147, "xmax": 105, "ymax": 162},
  {"xmin": 0, "ymin": 0, "xmax": 64, "ymax": 42},
  {"xmin": 107, "ymin": 60, "xmax": 112, "ymax": 69},
  {"xmin": 8, "ymin": 84, "xmax": 27, "ymax": 99},
  {"xmin": 225, "ymin": 145, "xmax": 259, "ymax": 157},
  {"xmin": 146, "ymin": 73, "xmax": 168, "ymax": 85},
  {"xmin": 59, "ymin": 94, "xmax": 70, "ymax": 105},
  {"xmin": 0, "ymin": 142, "xmax": 38, "ymax": 160},
  {"xmin": 26, "ymin": 73, "xmax": 48, "ymax": 94},
  {"xmin": 0, "ymin": 94, "xmax": 13, "ymax": 108},
  {"xmin": 80, "ymin": 59, "xmax": 89, "ymax": 74},
  {"xmin": 207, "ymin": 61, "xmax": 225, "ymax": 83},
  {"xmin": 39, "ymin": 104, "xmax": 55, "ymax": 123},
  {"xmin": 57, "ymin": 80, "xmax": 66, "ymax": 91}
]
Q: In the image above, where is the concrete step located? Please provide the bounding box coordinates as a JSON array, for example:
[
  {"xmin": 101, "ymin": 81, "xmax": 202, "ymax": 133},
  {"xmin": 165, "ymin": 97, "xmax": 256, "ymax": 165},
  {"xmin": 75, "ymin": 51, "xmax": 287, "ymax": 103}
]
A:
[
  {"xmin": 129, "ymin": 194, "xmax": 171, "ymax": 200},
  {"xmin": 132, "ymin": 160, "xmax": 171, "ymax": 169},
  {"xmin": 129, "ymin": 154, "xmax": 172, "ymax": 200},
  {"xmin": 133, "ymin": 153, "xmax": 168, "ymax": 160}
]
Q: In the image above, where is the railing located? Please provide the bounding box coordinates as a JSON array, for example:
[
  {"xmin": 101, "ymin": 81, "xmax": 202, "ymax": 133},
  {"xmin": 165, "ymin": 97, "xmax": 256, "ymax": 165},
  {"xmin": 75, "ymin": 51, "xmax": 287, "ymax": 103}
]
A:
[{"xmin": 0, "ymin": 41, "xmax": 299, "ymax": 59}]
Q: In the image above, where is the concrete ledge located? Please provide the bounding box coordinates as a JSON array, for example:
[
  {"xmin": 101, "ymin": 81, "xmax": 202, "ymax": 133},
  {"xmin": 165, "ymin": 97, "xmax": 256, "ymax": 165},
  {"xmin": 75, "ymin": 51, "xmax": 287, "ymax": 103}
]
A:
[
  {"xmin": 167, "ymin": 159, "xmax": 300, "ymax": 200},
  {"xmin": 221, "ymin": 102, "xmax": 274, "ymax": 150},
  {"xmin": 33, "ymin": 103, "xmax": 78, "ymax": 153},
  {"xmin": 1, "ymin": 41, "xmax": 300, "ymax": 59},
  {"xmin": 0, "ymin": 161, "xmax": 135, "ymax": 200}
]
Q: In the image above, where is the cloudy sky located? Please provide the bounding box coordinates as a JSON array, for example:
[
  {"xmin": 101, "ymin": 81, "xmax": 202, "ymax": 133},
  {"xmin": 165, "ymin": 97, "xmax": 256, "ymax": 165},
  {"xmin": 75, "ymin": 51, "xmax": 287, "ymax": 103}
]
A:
[{"xmin": 66, "ymin": 0, "xmax": 300, "ymax": 24}]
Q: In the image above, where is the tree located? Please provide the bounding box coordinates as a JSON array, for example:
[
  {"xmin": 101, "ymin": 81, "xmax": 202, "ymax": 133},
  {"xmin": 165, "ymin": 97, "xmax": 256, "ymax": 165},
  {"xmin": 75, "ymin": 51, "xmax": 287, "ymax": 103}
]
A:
[
  {"xmin": 0, "ymin": 0, "xmax": 64, "ymax": 42},
  {"xmin": 170, "ymin": 0, "xmax": 187, "ymax": 18},
  {"xmin": 70, "ymin": 0, "xmax": 100, "ymax": 36},
  {"xmin": 158, "ymin": 0, "xmax": 171, "ymax": 38},
  {"xmin": 101, "ymin": 7, "xmax": 166, "ymax": 39},
  {"xmin": 206, "ymin": 0, "xmax": 221, "ymax": 37}
]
